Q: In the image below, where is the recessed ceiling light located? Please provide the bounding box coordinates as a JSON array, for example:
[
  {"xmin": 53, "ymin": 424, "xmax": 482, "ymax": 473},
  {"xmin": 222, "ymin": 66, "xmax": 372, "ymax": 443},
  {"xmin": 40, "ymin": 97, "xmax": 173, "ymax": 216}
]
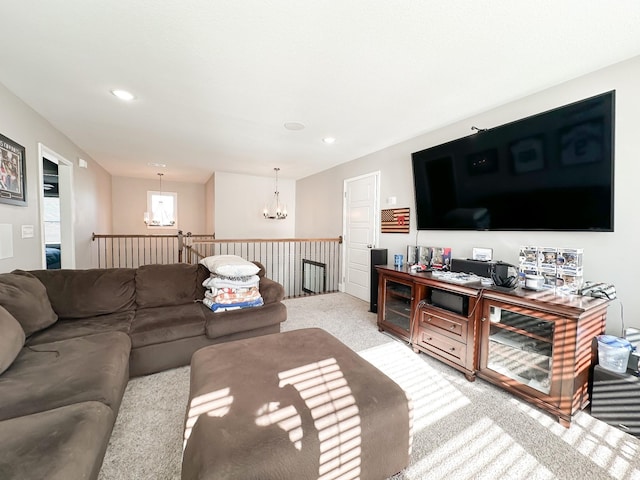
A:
[
  {"xmin": 111, "ymin": 89, "xmax": 135, "ymax": 101},
  {"xmin": 147, "ymin": 162, "xmax": 166, "ymax": 168},
  {"xmin": 284, "ymin": 122, "xmax": 305, "ymax": 131},
  {"xmin": 323, "ymin": 137, "xmax": 336, "ymax": 144}
]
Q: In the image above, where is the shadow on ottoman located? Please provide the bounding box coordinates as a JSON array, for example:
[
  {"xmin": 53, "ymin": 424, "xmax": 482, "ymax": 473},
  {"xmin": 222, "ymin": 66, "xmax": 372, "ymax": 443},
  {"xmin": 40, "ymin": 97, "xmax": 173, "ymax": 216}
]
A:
[{"xmin": 183, "ymin": 328, "xmax": 411, "ymax": 480}]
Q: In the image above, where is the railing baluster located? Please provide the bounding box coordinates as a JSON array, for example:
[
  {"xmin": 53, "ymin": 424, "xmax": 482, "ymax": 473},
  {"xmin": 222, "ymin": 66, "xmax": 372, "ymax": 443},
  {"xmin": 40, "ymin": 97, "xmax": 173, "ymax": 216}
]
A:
[{"xmin": 92, "ymin": 234, "xmax": 342, "ymax": 298}]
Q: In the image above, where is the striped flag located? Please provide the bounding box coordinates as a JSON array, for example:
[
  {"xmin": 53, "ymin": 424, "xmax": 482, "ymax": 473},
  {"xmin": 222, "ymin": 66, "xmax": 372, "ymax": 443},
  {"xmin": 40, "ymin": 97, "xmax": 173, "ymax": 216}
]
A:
[{"xmin": 381, "ymin": 208, "xmax": 410, "ymax": 233}]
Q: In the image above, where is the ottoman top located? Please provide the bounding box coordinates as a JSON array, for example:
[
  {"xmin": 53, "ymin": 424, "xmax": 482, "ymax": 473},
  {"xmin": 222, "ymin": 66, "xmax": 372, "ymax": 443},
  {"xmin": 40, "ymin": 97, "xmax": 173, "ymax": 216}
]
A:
[
  {"xmin": 184, "ymin": 328, "xmax": 411, "ymax": 480},
  {"xmin": 191, "ymin": 327, "xmax": 388, "ymax": 382}
]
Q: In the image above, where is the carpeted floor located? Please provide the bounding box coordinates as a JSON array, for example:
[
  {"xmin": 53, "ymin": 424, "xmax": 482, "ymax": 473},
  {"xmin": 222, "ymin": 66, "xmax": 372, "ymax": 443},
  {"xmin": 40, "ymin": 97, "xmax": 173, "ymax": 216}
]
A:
[{"xmin": 99, "ymin": 293, "xmax": 640, "ymax": 480}]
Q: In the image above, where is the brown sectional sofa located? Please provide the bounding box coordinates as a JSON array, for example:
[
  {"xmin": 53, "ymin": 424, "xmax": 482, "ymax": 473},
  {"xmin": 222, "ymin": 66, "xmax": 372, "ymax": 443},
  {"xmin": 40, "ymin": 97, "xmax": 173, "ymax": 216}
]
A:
[{"xmin": 0, "ymin": 262, "xmax": 286, "ymax": 480}]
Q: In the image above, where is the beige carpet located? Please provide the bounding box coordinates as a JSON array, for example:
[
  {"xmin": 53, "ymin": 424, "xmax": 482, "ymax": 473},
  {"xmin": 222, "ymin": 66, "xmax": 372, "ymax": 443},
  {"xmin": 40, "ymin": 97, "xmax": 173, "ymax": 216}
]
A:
[{"xmin": 99, "ymin": 293, "xmax": 640, "ymax": 480}]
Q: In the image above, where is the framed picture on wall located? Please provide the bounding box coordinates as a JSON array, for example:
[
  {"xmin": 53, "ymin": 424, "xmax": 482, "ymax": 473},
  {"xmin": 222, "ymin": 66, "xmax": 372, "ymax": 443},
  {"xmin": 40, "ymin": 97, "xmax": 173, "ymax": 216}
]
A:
[
  {"xmin": 510, "ymin": 135, "xmax": 545, "ymax": 174},
  {"xmin": 0, "ymin": 133, "xmax": 27, "ymax": 206},
  {"xmin": 559, "ymin": 119, "xmax": 604, "ymax": 166}
]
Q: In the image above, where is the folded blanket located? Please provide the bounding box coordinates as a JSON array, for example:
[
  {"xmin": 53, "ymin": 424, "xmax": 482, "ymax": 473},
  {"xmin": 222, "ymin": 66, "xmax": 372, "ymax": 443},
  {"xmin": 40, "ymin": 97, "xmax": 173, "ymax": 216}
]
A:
[
  {"xmin": 202, "ymin": 274, "xmax": 260, "ymax": 290},
  {"xmin": 205, "ymin": 287, "xmax": 261, "ymax": 304},
  {"xmin": 202, "ymin": 296, "xmax": 264, "ymax": 313}
]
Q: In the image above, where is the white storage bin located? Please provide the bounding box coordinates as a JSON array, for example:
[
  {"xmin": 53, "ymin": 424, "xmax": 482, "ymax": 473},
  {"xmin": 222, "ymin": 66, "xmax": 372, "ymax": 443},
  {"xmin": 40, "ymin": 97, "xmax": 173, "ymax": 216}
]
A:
[{"xmin": 597, "ymin": 335, "xmax": 633, "ymax": 373}]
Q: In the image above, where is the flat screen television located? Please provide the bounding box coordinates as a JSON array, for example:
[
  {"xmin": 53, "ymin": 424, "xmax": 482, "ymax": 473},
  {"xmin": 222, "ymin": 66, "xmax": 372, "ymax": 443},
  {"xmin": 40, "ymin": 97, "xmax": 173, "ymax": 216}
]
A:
[{"xmin": 412, "ymin": 91, "xmax": 615, "ymax": 231}]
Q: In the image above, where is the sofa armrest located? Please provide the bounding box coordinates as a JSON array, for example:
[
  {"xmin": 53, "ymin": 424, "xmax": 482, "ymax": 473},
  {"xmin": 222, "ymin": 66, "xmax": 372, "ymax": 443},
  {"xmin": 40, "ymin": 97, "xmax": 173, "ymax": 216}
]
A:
[
  {"xmin": 259, "ymin": 277, "xmax": 284, "ymax": 304},
  {"xmin": 251, "ymin": 261, "xmax": 266, "ymax": 278}
]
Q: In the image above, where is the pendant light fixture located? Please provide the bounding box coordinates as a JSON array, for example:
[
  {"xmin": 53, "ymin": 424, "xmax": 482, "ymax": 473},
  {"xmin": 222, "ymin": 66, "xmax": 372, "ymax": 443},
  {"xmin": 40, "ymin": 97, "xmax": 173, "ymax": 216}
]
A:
[
  {"xmin": 263, "ymin": 167, "xmax": 287, "ymax": 220},
  {"xmin": 144, "ymin": 173, "xmax": 175, "ymax": 226}
]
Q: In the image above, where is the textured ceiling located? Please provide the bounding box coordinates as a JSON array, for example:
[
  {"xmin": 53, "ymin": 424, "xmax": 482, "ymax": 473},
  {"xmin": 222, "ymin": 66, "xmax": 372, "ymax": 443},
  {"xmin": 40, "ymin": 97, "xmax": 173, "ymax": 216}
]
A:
[{"xmin": 1, "ymin": 1, "xmax": 640, "ymax": 182}]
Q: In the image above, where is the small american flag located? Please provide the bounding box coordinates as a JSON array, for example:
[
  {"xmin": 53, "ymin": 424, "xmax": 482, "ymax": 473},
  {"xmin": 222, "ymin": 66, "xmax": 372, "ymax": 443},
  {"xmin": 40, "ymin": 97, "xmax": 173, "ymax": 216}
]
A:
[{"xmin": 381, "ymin": 208, "xmax": 410, "ymax": 233}]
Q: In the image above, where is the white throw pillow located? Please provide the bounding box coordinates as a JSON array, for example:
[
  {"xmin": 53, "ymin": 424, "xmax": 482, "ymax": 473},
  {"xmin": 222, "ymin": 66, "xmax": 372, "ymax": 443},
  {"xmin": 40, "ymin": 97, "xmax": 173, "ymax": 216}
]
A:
[{"xmin": 199, "ymin": 255, "xmax": 260, "ymax": 277}]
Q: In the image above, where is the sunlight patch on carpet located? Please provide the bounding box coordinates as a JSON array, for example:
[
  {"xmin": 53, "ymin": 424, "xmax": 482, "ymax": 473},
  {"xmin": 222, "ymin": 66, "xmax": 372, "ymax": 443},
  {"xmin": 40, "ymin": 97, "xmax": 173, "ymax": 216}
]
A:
[
  {"xmin": 404, "ymin": 416, "xmax": 555, "ymax": 480},
  {"xmin": 359, "ymin": 342, "xmax": 470, "ymax": 433},
  {"xmin": 510, "ymin": 397, "xmax": 640, "ymax": 479}
]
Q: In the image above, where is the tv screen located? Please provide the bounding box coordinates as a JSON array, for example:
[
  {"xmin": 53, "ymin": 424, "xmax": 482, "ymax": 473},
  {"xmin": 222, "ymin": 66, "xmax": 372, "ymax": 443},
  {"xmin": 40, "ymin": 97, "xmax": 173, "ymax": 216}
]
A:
[{"xmin": 412, "ymin": 91, "xmax": 615, "ymax": 231}]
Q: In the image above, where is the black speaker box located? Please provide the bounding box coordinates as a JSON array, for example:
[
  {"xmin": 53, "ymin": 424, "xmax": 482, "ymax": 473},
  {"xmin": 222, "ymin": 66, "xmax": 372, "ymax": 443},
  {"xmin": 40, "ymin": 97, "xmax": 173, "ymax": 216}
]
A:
[
  {"xmin": 429, "ymin": 288, "xmax": 469, "ymax": 316},
  {"xmin": 370, "ymin": 248, "xmax": 388, "ymax": 313},
  {"xmin": 450, "ymin": 258, "xmax": 494, "ymax": 278}
]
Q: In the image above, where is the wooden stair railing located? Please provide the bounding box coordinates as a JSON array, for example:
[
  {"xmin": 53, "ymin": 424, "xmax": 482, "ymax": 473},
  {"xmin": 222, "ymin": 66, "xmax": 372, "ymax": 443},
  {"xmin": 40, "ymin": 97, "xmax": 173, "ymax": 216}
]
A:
[{"xmin": 92, "ymin": 233, "xmax": 342, "ymax": 298}]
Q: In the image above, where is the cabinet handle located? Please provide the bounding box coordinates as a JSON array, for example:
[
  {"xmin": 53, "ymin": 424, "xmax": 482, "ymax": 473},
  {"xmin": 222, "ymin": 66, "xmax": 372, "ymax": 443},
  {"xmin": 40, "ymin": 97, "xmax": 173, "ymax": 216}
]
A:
[
  {"xmin": 481, "ymin": 317, "xmax": 487, "ymax": 322},
  {"xmin": 449, "ymin": 347, "xmax": 456, "ymax": 352},
  {"xmin": 450, "ymin": 325, "xmax": 456, "ymax": 330},
  {"xmin": 427, "ymin": 316, "xmax": 432, "ymax": 322},
  {"xmin": 426, "ymin": 337, "xmax": 432, "ymax": 341}
]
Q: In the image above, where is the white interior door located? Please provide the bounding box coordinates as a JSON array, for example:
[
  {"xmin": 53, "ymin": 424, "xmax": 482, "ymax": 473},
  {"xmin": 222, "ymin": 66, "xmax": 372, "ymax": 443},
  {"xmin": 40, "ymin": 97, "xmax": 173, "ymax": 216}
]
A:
[{"xmin": 343, "ymin": 172, "xmax": 379, "ymax": 301}]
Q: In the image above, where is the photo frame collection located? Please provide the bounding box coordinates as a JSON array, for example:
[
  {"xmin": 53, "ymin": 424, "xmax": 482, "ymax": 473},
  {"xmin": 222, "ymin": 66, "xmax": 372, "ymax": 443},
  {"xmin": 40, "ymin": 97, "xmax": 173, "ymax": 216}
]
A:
[
  {"xmin": 406, "ymin": 245, "xmax": 452, "ymax": 270},
  {"xmin": 0, "ymin": 132, "xmax": 26, "ymax": 206}
]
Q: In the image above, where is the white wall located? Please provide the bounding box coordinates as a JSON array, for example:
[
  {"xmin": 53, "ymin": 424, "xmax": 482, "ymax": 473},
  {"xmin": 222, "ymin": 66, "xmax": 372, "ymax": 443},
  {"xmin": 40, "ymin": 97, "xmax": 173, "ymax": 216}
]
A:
[
  {"xmin": 296, "ymin": 55, "xmax": 640, "ymax": 334},
  {"xmin": 215, "ymin": 171, "xmax": 295, "ymax": 239},
  {"xmin": 0, "ymin": 82, "xmax": 111, "ymax": 271},
  {"xmin": 111, "ymin": 176, "xmax": 206, "ymax": 235}
]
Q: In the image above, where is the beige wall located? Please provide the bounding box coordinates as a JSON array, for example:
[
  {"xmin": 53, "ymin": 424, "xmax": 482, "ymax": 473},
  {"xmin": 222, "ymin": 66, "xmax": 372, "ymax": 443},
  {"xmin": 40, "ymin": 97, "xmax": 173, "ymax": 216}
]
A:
[
  {"xmin": 214, "ymin": 171, "xmax": 295, "ymax": 239},
  {"xmin": 296, "ymin": 55, "xmax": 640, "ymax": 333},
  {"xmin": 111, "ymin": 176, "xmax": 206, "ymax": 235},
  {"xmin": 204, "ymin": 173, "xmax": 215, "ymax": 234},
  {"xmin": 0, "ymin": 83, "xmax": 111, "ymax": 272},
  {"xmin": 111, "ymin": 171, "xmax": 297, "ymax": 239},
  {"xmin": 295, "ymin": 171, "xmax": 344, "ymax": 238}
]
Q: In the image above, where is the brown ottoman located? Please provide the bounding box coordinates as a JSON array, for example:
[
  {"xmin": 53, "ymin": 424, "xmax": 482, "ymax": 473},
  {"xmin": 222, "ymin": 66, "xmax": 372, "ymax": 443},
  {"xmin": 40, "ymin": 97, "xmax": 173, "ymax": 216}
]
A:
[{"xmin": 182, "ymin": 328, "xmax": 411, "ymax": 480}]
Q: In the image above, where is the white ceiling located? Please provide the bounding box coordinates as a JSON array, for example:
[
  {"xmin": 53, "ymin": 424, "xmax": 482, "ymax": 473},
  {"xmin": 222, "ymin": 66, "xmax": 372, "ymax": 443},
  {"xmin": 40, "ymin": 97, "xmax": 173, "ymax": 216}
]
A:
[{"xmin": 1, "ymin": 1, "xmax": 640, "ymax": 183}]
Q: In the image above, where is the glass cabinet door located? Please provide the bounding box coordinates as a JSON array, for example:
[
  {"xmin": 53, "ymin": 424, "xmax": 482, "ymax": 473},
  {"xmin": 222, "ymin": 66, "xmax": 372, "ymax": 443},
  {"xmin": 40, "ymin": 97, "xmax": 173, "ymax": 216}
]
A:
[
  {"xmin": 485, "ymin": 304, "xmax": 555, "ymax": 395},
  {"xmin": 382, "ymin": 278, "xmax": 413, "ymax": 339}
]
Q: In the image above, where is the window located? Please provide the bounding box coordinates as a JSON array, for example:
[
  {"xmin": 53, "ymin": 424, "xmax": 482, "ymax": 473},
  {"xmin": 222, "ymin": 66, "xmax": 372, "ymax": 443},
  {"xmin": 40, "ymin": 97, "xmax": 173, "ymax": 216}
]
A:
[{"xmin": 145, "ymin": 190, "xmax": 178, "ymax": 228}]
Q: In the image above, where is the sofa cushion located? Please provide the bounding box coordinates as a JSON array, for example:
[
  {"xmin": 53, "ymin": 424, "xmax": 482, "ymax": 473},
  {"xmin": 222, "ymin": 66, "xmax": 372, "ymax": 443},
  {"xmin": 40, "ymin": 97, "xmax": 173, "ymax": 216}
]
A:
[
  {"xmin": 130, "ymin": 303, "xmax": 206, "ymax": 348},
  {"xmin": 259, "ymin": 276, "xmax": 285, "ymax": 304},
  {"xmin": 0, "ymin": 271, "xmax": 58, "ymax": 336},
  {"xmin": 0, "ymin": 306, "xmax": 25, "ymax": 375},
  {"xmin": 0, "ymin": 332, "xmax": 131, "ymax": 421},
  {"xmin": 204, "ymin": 301, "xmax": 286, "ymax": 339},
  {"xmin": 136, "ymin": 263, "xmax": 199, "ymax": 308},
  {"xmin": 251, "ymin": 261, "xmax": 266, "ymax": 278},
  {"xmin": 200, "ymin": 255, "xmax": 261, "ymax": 277},
  {"xmin": 26, "ymin": 310, "xmax": 134, "ymax": 346},
  {"xmin": 196, "ymin": 264, "xmax": 209, "ymax": 300},
  {"xmin": 0, "ymin": 401, "xmax": 114, "ymax": 480},
  {"xmin": 28, "ymin": 268, "xmax": 136, "ymax": 318}
]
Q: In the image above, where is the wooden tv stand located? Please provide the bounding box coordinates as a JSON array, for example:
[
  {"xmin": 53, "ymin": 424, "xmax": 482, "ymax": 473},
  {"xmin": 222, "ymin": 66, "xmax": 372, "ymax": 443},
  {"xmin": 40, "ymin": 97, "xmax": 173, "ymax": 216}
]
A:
[{"xmin": 376, "ymin": 265, "xmax": 609, "ymax": 427}]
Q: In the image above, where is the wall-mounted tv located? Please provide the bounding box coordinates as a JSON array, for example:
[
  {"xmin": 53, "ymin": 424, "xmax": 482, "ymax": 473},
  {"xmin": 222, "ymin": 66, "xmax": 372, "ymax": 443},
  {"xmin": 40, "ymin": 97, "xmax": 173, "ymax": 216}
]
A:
[{"xmin": 412, "ymin": 91, "xmax": 615, "ymax": 231}]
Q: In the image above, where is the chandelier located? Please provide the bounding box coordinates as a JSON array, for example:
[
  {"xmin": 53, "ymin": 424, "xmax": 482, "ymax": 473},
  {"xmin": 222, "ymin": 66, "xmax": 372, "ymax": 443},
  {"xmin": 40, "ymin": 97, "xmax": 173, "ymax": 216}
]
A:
[
  {"xmin": 144, "ymin": 173, "xmax": 175, "ymax": 226},
  {"xmin": 263, "ymin": 167, "xmax": 287, "ymax": 220}
]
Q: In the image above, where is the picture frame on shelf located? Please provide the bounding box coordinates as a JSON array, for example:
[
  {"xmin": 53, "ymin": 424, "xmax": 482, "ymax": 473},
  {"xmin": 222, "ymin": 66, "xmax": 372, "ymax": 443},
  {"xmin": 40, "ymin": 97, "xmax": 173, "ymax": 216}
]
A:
[{"xmin": 0, "ymin": 133, "xmax": 27, "ymax": 206}]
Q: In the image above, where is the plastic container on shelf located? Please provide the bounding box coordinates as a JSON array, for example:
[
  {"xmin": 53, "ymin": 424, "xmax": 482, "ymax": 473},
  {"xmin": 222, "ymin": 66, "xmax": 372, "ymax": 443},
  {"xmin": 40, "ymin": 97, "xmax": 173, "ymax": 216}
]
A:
[{"xmin": 597, "ymin": 335, "xmax": 634, "ymax": 373}]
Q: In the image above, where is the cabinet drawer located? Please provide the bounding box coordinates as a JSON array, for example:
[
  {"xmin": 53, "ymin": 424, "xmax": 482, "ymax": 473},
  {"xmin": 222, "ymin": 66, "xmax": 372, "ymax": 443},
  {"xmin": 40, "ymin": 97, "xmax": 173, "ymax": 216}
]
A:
[
  {"xmin": 417, "ymin": 328, "xmax": 467, "ymax": 366},
  {"xmin": 419, "ymin": 308, "xmax": 467, "ymax": 342}
]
